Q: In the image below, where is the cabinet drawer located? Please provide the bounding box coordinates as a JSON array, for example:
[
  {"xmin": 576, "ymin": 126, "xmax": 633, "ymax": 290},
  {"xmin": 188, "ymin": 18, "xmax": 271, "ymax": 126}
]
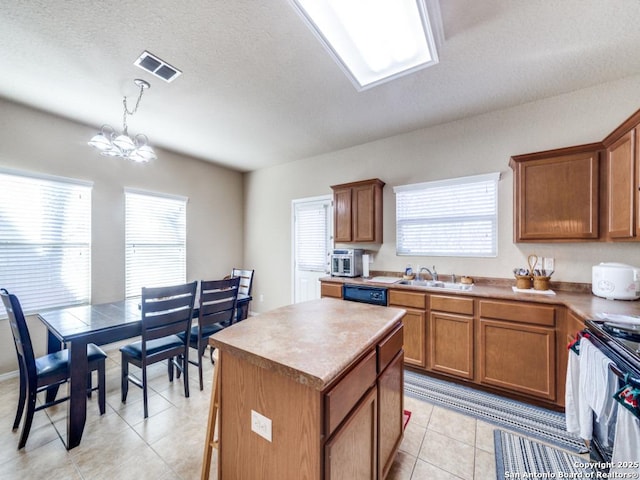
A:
[
  {"xmin": 321, "ymin": 282, "xmax": 343, "ymax": 299},
  {"xmin": 389, "ymin": 289, "xmax": 427, "ymax": 309},
  {"xmin": 430, "ymin": 295, "xmax": 474, "ymax": 315},
  {"xmin": 324, "ymin": 350, "xmax": 377, "ymax": 436},
  {"xmin": 479, "ymin": 300, "xmax": 555, "ymax": 327},
  {"xmin": 377, "ymin": 323, "xmax": 403, "ymax": 373}
]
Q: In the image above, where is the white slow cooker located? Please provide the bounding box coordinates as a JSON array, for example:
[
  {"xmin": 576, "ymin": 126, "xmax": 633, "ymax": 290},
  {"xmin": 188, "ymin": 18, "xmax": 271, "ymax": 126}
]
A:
[{"xmin": 592, "ymin": 262, "xmax": 640, "ymax": 300}]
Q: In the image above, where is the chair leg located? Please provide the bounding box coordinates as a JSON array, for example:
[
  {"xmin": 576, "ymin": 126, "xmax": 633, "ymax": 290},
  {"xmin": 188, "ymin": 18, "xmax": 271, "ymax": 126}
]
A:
[
  {"xmin": 87, "ymin": 371, "xmax": 93, "ymax": 398},
  {"xmin": 13, "ymin": 370, "xmax": 26, "ymax": 431},
  {"xmin": 168, "ymin": 357, "xmax": 174, "ymax": 382},
  {"xmin": 98, "ymin": 361, "xmax": 106, "ymax": 415},
  {"xmin": 198, "ymin": 345, "xmax": 205, "ymax": 391},
  {"xmin": 142, "ymin": 365, "xmax": 149, "ymax": 419},
  {"xmin": 121, "ymin": 357, "xmax": 129, "ymax": 403},
  {"xmin": 209, "ymin": 346, "xmax": 216, "ymax": 365},
  {"xmin": 183, "ymin": 350, "xmax": 190, "ymax": 399},
  {"xmin": 17, "ymin": 391, "xmax": 37, "ymax": 449}
]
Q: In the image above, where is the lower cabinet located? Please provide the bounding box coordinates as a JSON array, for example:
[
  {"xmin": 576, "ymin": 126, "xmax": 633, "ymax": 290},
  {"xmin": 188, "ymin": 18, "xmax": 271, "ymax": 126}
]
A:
[
  {"xmin": 429, "ymin": 295, "xmax": 474, "ymax": 380},
  {"xmin": 321, "ymin": 282, "xmax": 343, "ymax": 299},
  {"xmin": 389, "ymin": 289, "xmax": 427, "ymax": 368},
  {"xmin": 325, "ymin": 387, "xmax": 378, "ymax": 480},
  {"xmin": 478, "ymin": 300, "xmax": 557, "ymax": 401},
  {"xmin": 324, "ymin": 324, "xmax": 404, "ymax": 480},
  {"xmin": 377, "ymin": 352, "xmax": 404, "ymax": 479}
]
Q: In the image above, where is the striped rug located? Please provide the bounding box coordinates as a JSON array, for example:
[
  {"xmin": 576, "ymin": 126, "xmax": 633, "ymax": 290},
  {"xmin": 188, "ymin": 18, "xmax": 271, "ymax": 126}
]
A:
[
  {"xmin": 404, "ymin": 370, "xmax": 587, "ymax": 454},
  {"xmin": 494, "ymin": 430, "xmax": 594, "ymax": 479}
]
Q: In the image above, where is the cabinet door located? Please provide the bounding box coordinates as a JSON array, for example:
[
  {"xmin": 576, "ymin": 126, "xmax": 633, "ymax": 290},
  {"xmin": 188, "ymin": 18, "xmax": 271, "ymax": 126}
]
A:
[
  {"xmin": 429, "ymin": 311, "xmax": 474, "ymax": 379},
  {"xmin": 325, "ymin": 387, "xmax": 377, "ymax": 480},
  {"xmin": 352, "ymin": 183, "xmax": 376, "ymax": 242},
  {"xmin": 378, "ymin": 352, "xmax": 404, "ymax": 480},
  {"xmin": 511, "ymin": 149, "xmax": 600, "ymax": 241},
  {"xmin": 321, "ymin": 282, "xmax": 343, "ymax": 299},
  {"xmin": 478, "ymin": 319, "xmax": 556, "ymax": 401},
  {"xmin": 333, "ymin": 187, "xmax": 353, "ymax": 242},
  {"xmin": 607, "ymin": 130, "xmax": 636, "ymax": 239},
  {"xmin": 401, "ymin": 308, "xmax": 426, "ymax": 367}
]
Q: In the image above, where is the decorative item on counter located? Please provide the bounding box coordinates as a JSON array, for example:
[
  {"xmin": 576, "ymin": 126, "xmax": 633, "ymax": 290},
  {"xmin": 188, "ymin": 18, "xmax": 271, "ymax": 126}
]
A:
[
  {"xmin": 403, "ymin": 264, "xmax": 415, "ymax": 280},
  {"xmin": 460, "ymin": 276, "xmax": 473, "ymax": 285},
  {"xmin": 530, "ymin": 254, "xmax": 555, "ymax": 291},
  {"xmin": 513, "ymin": 265, "xmax": 532, "ymax": 289}
]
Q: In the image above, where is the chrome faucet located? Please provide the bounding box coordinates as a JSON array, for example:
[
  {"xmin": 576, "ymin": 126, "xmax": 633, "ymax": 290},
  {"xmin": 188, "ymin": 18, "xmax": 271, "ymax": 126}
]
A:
[{"xmin": 419, "ymin": 266, "xmax": 438, "ymax": 281}]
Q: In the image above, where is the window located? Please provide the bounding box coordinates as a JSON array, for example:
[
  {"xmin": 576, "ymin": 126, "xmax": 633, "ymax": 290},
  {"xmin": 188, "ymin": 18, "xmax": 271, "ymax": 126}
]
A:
[
  {"xmin": 0, "ymin": 169, "xmax": 92, "ymax": 315},
  {"xmin": 125, "ymin": 189, "xmax": 187, "ymax": 298},
  {"xmin": 294, "ymin": 199, "xmax": 331, "ymax": 272},
  {"xmin": 394, "ymin": 172, "xmax": 500, "ymax": 257}
]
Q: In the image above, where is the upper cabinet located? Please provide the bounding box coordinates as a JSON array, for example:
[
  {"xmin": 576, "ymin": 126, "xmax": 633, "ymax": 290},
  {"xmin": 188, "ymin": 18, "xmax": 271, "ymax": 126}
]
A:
[
  {"xmin": 511, "ymin": 105, "xmax": 640, "ymax": 243},
  {"xmin": 603, "ymin": 112, "xmax": 640, "ymax": 241},
  {"xmin": 510, "ymin": 145, "xmax": 602, "ymax": 242},
  {"xmin": 331, "ymin": 178, "xmax": 385, "ymax": 244}
]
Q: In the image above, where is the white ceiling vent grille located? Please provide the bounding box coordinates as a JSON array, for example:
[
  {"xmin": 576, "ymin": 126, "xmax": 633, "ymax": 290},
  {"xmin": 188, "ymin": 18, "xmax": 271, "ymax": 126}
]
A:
[{"xmin": 134, "ymin": 51, "xmax": 182, "ymax": 83}]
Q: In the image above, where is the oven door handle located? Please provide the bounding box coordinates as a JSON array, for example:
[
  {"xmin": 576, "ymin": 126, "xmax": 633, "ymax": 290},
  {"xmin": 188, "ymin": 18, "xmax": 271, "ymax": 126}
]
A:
[{"xmin": 609, "ymin": 363, "xmax": 640, "ymax": 388}]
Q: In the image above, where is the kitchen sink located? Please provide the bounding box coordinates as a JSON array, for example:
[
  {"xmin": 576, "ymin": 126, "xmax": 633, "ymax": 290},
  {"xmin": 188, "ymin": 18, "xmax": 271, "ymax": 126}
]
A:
[{"xmin": 397, "ymin": 279, "xmax": 473, "ymax": 291}]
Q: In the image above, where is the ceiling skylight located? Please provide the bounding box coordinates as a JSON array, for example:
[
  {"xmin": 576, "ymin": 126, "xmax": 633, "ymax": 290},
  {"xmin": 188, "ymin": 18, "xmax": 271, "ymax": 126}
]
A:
[{"xmin": 291, "ymin": 0, "xmax": 441, "ymax": 91}]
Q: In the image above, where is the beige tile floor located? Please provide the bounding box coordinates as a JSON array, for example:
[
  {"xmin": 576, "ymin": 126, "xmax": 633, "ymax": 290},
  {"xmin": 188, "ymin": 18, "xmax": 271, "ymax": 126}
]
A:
[{"xmin": 0, "ymin": 346, "xmax": 530, "ymax": 479}]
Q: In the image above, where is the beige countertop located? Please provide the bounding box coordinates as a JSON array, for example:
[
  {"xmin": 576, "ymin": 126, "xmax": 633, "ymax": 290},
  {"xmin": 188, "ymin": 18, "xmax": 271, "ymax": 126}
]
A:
[
  {"xmin": 320, "ymin": 276, "xmax": 640, "ymax": 319},
  {"xmin": 209, "ymin": 298, "xmax": 405, "ymax": 391}
]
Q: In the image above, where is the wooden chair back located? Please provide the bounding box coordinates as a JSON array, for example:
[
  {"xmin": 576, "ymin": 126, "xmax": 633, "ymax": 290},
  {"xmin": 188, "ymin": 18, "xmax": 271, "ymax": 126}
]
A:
[{"xmin": 231, "ymin": 268, "xmax": 254, "ymax": 296}]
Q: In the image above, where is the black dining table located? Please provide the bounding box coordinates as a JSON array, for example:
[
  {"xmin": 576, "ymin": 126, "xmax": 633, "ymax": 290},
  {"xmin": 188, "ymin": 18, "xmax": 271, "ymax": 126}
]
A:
[{"xmin": 37, "ymin": 294, "xmax": 251, "ymax": 449}]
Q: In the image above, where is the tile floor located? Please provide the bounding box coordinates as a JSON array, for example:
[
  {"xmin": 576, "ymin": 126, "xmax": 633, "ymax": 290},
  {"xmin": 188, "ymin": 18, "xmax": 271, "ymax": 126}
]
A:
[{"xmin": 0, "ymin": 345, "xmax": 533, "ymax": 479}]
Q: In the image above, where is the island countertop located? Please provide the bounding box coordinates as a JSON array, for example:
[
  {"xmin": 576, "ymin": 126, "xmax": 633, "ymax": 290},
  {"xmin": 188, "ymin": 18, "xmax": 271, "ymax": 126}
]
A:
[{"xmin": 209, "ymin": 297, "xmax": 405, "ymax": 391}]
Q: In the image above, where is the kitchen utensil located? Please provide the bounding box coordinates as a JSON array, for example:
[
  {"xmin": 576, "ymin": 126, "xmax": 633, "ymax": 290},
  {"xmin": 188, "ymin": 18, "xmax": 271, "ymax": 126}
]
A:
[{"xmin": 527, "ymin": 254, "xmax": 538, "ymax": 276}]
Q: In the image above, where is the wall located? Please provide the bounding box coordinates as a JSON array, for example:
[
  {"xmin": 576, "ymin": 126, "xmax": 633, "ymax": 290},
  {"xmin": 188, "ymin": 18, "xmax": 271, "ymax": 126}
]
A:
[
  {"xmin": 245, "ymin": 74, "xmax": 640, "ymax": 314},
  {"xmin": 0, "ymin": 98, "xmax": 244, "ymax": 375}
]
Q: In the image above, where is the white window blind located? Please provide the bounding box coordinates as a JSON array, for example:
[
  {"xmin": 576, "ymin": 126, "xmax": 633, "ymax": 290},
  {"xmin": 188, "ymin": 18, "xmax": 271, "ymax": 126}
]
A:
[
  {"xmin": 394, "ymin": 172, "xmax": 499, "ymax": 257},
  {"xmin": 294, "ymin": 201, "xmax": 330, "ymax": 272},
  {"xmin": 0, "ymin": 170, "xmax": 92, "ymax": 315},
  {"xmin": 125, "ymin": 190, "xmax": 187, "ymax": 298}
]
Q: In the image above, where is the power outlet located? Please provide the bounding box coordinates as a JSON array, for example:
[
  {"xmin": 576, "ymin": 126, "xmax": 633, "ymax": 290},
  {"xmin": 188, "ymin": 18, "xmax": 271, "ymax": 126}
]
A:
[
  {"xmin": 543, "ymin": 257, "xmax": 555, "ymax": 271},
  {"xmin": 251, "ymin": 409, "xmax": 272, "ymax": 442}
]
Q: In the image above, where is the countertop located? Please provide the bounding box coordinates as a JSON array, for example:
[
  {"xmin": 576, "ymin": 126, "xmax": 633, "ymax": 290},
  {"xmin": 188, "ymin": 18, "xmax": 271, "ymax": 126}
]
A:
[
  {"xmin": 320, "ymin": 276, "xmax": 640, "ymax": 320},
  {"xmin": 209, "ymin": 298, "xmax": 405, "ymax": 391}
]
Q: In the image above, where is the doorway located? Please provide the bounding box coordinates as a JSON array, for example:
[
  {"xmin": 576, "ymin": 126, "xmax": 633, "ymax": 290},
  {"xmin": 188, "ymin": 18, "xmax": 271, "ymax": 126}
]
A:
[{"xmin": 292, "ymin": 195, "xmax": 333, "ymax": 303}]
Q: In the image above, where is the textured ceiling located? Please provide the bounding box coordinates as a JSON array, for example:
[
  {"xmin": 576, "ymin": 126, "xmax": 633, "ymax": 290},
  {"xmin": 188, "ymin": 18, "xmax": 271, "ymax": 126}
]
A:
[{"xmin": 1, "ymin": 1, "xmax": 640, "ymax": 172}]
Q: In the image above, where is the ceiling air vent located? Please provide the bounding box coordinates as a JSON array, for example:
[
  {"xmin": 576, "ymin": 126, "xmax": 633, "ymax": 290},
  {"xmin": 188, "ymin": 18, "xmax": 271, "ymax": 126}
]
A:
[{"xmin": 134, "ymin": 51, "xmax": 182, "ymax": 83}]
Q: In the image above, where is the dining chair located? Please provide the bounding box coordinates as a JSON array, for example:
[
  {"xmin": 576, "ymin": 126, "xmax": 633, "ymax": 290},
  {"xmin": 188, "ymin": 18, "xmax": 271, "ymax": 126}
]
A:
[
  {"xmin": 120, "ymin": 281, "xmax": 197, "ymax": 418},
  {"xmin": 179, "ymin": 277, "xmax": 239, "ymax": 390},
  {"xmin": 0, "ymin": 288, "xmax": 107, "ymax": 449},
  {"xmin": 229, "ymin": 268, "xmax": 254, "ymax": 321}
]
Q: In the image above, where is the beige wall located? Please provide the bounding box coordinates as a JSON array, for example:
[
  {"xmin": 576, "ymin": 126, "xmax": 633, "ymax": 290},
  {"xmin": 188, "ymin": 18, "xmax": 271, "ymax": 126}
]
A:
[
  {"xmin": 0, "ymin": 98, "xmax": 244, "ymax": 375},
  {"xmin": 245, "ymin": 74, "xmax": 640, "ymax": 314}
]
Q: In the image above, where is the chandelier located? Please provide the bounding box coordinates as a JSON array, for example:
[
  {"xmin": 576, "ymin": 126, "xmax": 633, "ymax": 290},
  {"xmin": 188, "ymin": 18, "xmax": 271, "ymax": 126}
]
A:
[{"xmin": 88, "ymin": 79, "xmax": 157, "ymax": 163}]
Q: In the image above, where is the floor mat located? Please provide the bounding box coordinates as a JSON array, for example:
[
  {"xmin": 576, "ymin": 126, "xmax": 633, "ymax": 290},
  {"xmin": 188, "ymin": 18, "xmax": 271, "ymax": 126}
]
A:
[
  {"xmin": 494, "ymin": 429, "xmax": 593, "ymax": 480},
  {"xmin": 404, "ymin": 370, "xmax": 587, "ymax": 453}
]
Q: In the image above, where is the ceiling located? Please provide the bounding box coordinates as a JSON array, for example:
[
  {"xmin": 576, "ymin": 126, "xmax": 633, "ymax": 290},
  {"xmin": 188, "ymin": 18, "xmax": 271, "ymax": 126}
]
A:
[{"xmin": 1, "ymin": 1, "xmax": 640, "ymax": 172}]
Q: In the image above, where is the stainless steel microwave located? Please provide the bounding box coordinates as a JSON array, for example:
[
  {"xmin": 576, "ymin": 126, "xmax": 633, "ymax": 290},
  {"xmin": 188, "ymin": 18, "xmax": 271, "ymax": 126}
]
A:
[{"xmin": 330, "ymin": 249, "xmax": 363, "ymax": 277}]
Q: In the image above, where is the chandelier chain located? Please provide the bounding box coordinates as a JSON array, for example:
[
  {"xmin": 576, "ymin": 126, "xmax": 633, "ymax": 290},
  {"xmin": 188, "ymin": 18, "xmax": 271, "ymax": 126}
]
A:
[{"xmin": 121, "ymin": 84, "xmax": 146, "ymax": 135}]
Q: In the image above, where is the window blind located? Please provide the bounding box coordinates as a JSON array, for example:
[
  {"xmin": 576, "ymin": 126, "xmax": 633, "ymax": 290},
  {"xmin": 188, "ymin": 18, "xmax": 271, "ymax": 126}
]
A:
[
  {"xmin": 0, "ymin": 170, "xmax": 92, "ymax": 315},
  {"xmin": 125, "ymin": 190, "xmax": 187, "ymax": 298},
  {"xmin": 394, "ymin": 172, "xmax": 499, "ymax": 257},
  {"xmin": 294, "ymin": 201, "xmax": 330, "ymax": 272}
]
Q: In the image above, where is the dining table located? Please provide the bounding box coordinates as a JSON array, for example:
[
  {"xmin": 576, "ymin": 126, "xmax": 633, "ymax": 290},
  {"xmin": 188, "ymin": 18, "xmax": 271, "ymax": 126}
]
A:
[{"xmin": 37, "ymin": 294, "xmax": 251, "ymax": 449}]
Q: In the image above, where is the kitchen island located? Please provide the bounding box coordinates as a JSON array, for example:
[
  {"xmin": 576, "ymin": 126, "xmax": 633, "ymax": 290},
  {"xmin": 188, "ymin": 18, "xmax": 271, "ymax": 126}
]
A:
[{"xmin": 207, "ymin": 298, "xmax": 406, "ymax": 480}]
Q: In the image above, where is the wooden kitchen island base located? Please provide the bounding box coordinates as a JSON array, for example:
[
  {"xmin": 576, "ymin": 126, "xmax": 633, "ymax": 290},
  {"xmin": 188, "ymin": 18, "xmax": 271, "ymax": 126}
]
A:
[{"xmin": 204, "ymin": 298, "xmax": 405, "ymax": 480}]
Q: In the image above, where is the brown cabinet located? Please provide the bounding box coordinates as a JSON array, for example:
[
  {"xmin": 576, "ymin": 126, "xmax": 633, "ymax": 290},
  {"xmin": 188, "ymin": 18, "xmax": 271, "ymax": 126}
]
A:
[
  {"xmin": 389, "ymin": 289, "xmax": 427, "ymax": 367},
  {"xmin": 428, "ymin": 295, "xmax": 474, "ymax": 380},
  {"xmin": 331, "ymin": 179, "xmax": 384, "ymax": 243},
  {"xmin": 321, "ymin": 282, "xmax": 343, "ymax": 299},
  {"xmin": 325, "ymin": 324, "xmax": 403, "ymax": 480},
  {"xmin": 604, "ymin": 127, "xmax": 639, "ymax": 239},
  {"xmin": 325, "ymin": 386, "xmax": 378, "ymax": 480},
  {"xmin": 478, "ymin": 299, "xmax": 556, "ymax": 401},
  {"xmin": 510, "ymin": 144, "xmax": 601, "ymax": 242}
]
